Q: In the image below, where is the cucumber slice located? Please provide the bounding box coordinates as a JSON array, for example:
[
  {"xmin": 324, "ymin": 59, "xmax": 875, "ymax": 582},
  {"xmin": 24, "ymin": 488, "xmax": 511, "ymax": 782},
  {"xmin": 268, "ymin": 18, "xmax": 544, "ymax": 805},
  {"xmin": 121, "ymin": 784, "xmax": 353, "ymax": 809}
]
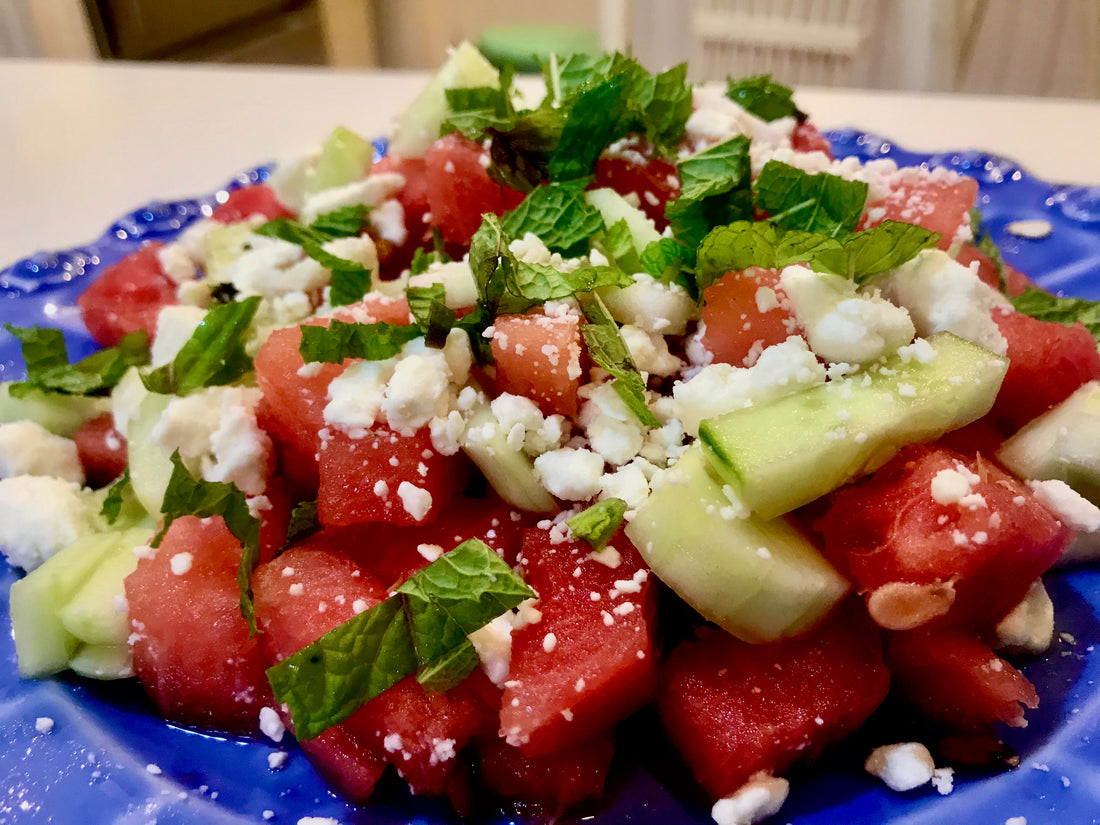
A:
[
  {"xmin": 997, "ymin": 380, "xmax": 1100, "ymax": 505},
  {"xmin": 390, "ymin": 41, "xmax": 500, "ymax": 158},
  {"xmin": 203, "ymin": 222, "xmax": 261, "ymax": 283},
  {"xmin": 0, "ymin": 383, "xmax": 108, "ymax": 436},
  {"xmin": 126, "ymin": 392, "xmax": 173, "ymax": 517},
  {"xmin": 310, "ymin": 125, "xmax": 373, "ymax": 193},
  {"xmin": 68, "ymin": 644, "xmax": 133, "ymax": 680},
  {"xmin": 461, "ymin": 402, "xmax": 557, "ymax": 513},
  {"xmin": 626, "ymin": 443, "xmax": 849, "ymax": 643},
  {"xmin": 699, "ymin": 333, "xmax": 1008, "ymax": 519},
  {"xmin": 585, "ymin": 187, "xmax": 662, "ymax": 264},
  {"xmin": 58, "ymin": 532, "xmax": 148, "ymax": 646},
  {"xmin": 9, "ymin": 532, "xmax": 124, "ymax": 677}
]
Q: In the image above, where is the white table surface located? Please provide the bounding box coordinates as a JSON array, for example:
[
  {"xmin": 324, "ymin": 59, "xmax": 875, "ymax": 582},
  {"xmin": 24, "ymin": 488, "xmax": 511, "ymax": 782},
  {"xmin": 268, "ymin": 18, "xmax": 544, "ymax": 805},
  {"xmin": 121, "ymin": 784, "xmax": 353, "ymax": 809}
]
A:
[{"xmin": 3, "ymin": 58, "xmax": 1100, "ymax": 269}]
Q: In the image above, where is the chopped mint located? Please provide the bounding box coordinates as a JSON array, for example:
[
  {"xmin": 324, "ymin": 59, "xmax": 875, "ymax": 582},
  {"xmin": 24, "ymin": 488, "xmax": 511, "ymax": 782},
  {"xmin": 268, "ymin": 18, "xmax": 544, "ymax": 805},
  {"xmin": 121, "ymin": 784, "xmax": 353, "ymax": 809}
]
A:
[
  {"xmin": 468, "ymin": 215, "xmax": 539, "ymax": 318},
  {"xmin": 267, "ymin": 538, "xmax": 534, "ymax": 739},
  {"xmin": 502, "ymin": 183, "xmax": 606, "ymax": 255},
  {"xmin": 153, "ymin": 451, "xmax": 261, "ymax": 635},
  {"xmin": 1011, "ymin": 287, "xmax": 1100, "ymax": 342},
  {"xmin": 838, "ymin": 220, "xmax": 942, "ymax": 284},
  {"xmin": 141, "ymin": 297, "xmax": 260, "ymax": 396},
  {"xmin": 407, "ymin": 283, "xmax": 459, "ymax": 347},
  {"xmin": 508, "ymin": 261, "xmax": 631, "ymax": 303},
  {"xmin": 409, "ymin": 229, "xmax": 451, "ymax": 276},
  {"xmin": 567, "ymin": 498, "xmax": 628, "ymax": 550},
  {"xmin": 677, "ymin": 136, "xmax": 752, "ymax": 203},
  {"xmin": 641, "ymin": 236, "xmax": 692, "ymax": 285},
  {"xmin": 725, "ymin": 75, "xmax": 801, "ymax": 122},
  {"xmin": 308, "ymin": 204, "xmax": 371, "ymax": 238},
  {"xmin": 282, "ymin": 498, "xmax": 320, "ymax": 550},
  {"xmin": 665, "ymin": 136, "xmax": 753, "ymax": 252},
  {"xmin": 753, "ymin": 160, "xmax": 868, "ymax": 237},
  {"xmin": 579, "ymin": 292, "xmax": 660, "ymax": 427},
  {"xmin": 100, "ymin": 467, "xmax": 133, "ymax": 525},
  {"xmin": 5, "ymin": 326, "xmax": 149, "ymax": 398},
  {"xmin": 298, "ymin": 319, "xmax": 423, "ymax": 364}
]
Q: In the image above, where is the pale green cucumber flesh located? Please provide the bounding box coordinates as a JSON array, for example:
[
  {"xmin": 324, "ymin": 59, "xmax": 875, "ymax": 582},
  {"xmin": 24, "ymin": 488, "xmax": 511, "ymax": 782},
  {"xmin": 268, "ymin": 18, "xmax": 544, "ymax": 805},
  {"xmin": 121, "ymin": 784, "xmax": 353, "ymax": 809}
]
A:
[
  {"xmin": 68, "ymin": 644, "xmax": 133, "ymax": 680},
  {"xmin": 310, "ymin": 125, "xmax": 373, "ymax": 194},
  {"xmin": 390, "ymin": 41, "xmax": 499, "ymax": 159},
  {"xmin": 461, "ymin": 403, "xmax": 557, "ymax": 513},
  {"xmin": 203, "ymin": 222, "xmax": 262, "ymax": 283},
  {"xmin": 0, "ymin": 384, "xmax": 109, "ymax": 436},
  {"xmin": 998, "ymin": 380, "xmax": 1100, "ymax": 505},
  {"xmin": 9, "ymin": 532, "xmax": 123, "ymax": 677},
  {"xmin": 625, "ymin": 443, "xmax": 850, "ymax": 643},
  {"xmin": 584, "ymin": 187, "xmax": 661, "ymax": 265},
  {"xmin": 699, "ymin": 332, "xmax": 1008, "ymax": 519},
  {"xmin": 58, "ymin": 530, "xmax": 148, "ymax": 646},
  {"xmin": 126, "ymin": 393, "xmax": 174, "ymax": 517}
]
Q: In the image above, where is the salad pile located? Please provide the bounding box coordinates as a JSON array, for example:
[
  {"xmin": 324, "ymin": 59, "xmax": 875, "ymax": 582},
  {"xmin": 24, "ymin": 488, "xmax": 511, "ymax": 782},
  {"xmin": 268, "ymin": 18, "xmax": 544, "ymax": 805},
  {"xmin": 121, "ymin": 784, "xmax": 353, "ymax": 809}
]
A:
[{"xmin": 4, "ymin": 43, "xmax": 1100, "ymax": 824}]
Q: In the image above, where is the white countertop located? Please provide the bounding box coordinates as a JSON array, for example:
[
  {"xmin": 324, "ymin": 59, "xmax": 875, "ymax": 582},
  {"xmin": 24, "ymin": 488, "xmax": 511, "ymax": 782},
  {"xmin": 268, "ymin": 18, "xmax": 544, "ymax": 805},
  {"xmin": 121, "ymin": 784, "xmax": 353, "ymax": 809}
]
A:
[{"xmin": 3, "ymin": 58, "xmax": 1100, "ymax": 268}]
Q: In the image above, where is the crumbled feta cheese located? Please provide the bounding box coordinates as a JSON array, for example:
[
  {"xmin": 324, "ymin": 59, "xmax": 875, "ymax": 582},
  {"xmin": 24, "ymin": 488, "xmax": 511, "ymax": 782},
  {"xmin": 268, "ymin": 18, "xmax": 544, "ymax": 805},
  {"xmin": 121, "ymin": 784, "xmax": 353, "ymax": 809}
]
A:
[
  {"xmin": 382, "ymin": 344, "xmax": 455, "ymax": 436},
  {"xmin": 599, "ymin": 459, "xmax": 653, "ymax": 511},
  {"xmin": 150, "ymin": 305, "xmax": 207, "ymax": 367},
  {"xmin": 0, "ymin": 421, "xmax": 83, "ymax": 484},
  {"xmin": 369, "ymin": 197, "xmax": 408, "ymax": 246},
  {"xmin": 865, "ymin": 742, "xmax": 936, "ymax": 791},
  {"xmin": 995, "ymin": 579, "xmax": 1055, "ymax": 655},
  {"xmin": 710, "ymin": 772, "xmax": 789, "ymax": 825},
  {"xmin": 397, "ymin": 481, "xmax": 433, "ymax": 521},
  {"xmin": 169, "ymin": 552, "xmax": 193, "ymax": 576},
  {"xmin": 407, "ymin": 260, "xmax": 479, "ymax": 309},
  {"xmin": 35, "ymin": 717, "xmax": 54, "ymax": 734},
  {"xmin": 298, "ymin": 172, "xmax": 405, "ymax": 225},
  {"xmin": 619, "ymin": 325, "xmax": 683, "ymax": 377},
  {"xmin": 579, "ymin": 381, "xmax": 649, "ymax": 466},
  {"xmin": 0, "ymin": 476, "xmax": 99, "ymax": 571},
  {"xmin": 324, "ymin": 360, "xmax": 395, "ymax": 436},
  {"xmin": 259, "ymin": 706, "xmax": 286, "ymax": 743},
  {"xmin": 779, "ymin": 265, "xmax": 915, "ymax": 364},
  {"xmin": 1028, "ymin": 479, "xmax": 1100, "ymax": 532},
  {"xmin": 534, "ymin": 448, "xmax": 605, "ymax": 501},
  {"xmin": 601, "ymin": 273, "xmax": 697, "ymax": 335}
]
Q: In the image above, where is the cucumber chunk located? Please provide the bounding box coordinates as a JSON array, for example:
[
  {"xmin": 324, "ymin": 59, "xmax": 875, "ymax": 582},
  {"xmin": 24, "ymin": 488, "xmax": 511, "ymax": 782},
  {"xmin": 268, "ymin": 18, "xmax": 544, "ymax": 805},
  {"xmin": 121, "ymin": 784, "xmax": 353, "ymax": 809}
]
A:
[
  {"xmin": 699, "ymin": 333, "xmax": 1008, "ymax": 519},
  {"xmin": 461, "ymin": 401, "xmax": 557, "ymax": 513},
  {"xmin": 68, "ymin": 644, "xmax": 133, "ymax": 680},
  {"xmin": 310, "ymin": 125, "xmax": 373, "ymax": 193},
  {"xmin": 626, "ymin": 443, "xmax": 849, "ymax": 643},
  {"xmin": 997, "ymin": 380, "xmax": 1100, "ymax": 505},
  {"xmin": 390, "ymin": 41, "xmax": 500, "ymax": 159},
  {"xmin": 203, "ymin": 222, "xmax": 261, "ymax": 283},
  {"xmin": 126, "ymin": 392, "xmax": 173, "ymax": 517},
  {"xmin": 58, "ymin": 540, "xmax": 143, "ymax": 646},
  {"xmin": 0, "ymin": 383, "xmax": 109, "ymax": 436},
  {"xmin": 585, "ymin": 187, "xmax": 662, "ymax": 264},
  {"xmin": 10, "ymin": 532, "xmax": 125, "ymax": 677}
]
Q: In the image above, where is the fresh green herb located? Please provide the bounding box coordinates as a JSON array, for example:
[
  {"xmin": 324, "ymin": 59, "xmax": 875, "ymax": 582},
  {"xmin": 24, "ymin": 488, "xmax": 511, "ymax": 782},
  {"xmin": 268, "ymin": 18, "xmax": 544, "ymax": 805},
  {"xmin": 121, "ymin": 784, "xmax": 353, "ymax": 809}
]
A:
[
  {"xmin": 298, "ymin": 319, "xmax": 423, "ymax": 364},
  {"xmin": 283, "ymin": 499, "xmax": 320, "ymax": 550},
  {"xmin": 141, "ymin": 297, "xmax": 261, "ymax": 395},
  {"xmin": 578, "ymin": 292, "xmax": 660, "ymax": 427},
  {"xmin": 406, "ymin": 283, "xmax": 459, "ymax": 347},
  {"xmin": 100, "ymin": 468, "xmax": 133, "ymax": 525},
  {"xmin": 753, "ymin": 160, "xmax": 868, "ymax": 237},
  {"xmin": 1011, "ymin": 287, "xmax": 1100, "ymax": 342},
  {"xmin": 641, "ymin": 236, "xmax": 692, "ymax": 284},
  {"xmin": 549, "ymin": 74, "xmax": 636, "ymax": 182},
  {"xmin": 508, "ymin": 261, "xmax": 632, "ymax": 303},
  {"xmin": 153, "ymin": 451, "xmax": 261, "ymax": 635},
  {"xmin": 567, "ymin": 498, "xmax": 628, "ymax": 550},
  {"xmin": 726, "ymin": 75, "xmax": 802, "ymax": 122},
  {"xmin": 442, "ymin": 81, "xmax": 517, "ymax": 139},
  {"xmin": 266, "ymin": 538, "xmax": 534, "ymax": 739},
  {"xmin": 468, "ymin": 215, "xmax": 539, "ymax": 318},
  {"xmin": 970, "ymin": 207, "xmax": 1008, "ymax": 291},
  {"xmin": 502, "ymin": 183, "xmax": 606, "ymax": 255},
  {"xmin": 664, "ymin": 136, "xmax": 753, "ymax": 253},
  {"xmin": 694, "ymin": 219, "xmax": 939, "ymax": 292},
  {"xmin": 409, "ymin": 229, "xmax": 451, "ymax": 276},
  {"xmin": 256, "ymin": 207, "xmax": 373, "ymax": 306},
  {"xmin": 4, "ymin": 326, "xmax": 149, "ymax": 398}
]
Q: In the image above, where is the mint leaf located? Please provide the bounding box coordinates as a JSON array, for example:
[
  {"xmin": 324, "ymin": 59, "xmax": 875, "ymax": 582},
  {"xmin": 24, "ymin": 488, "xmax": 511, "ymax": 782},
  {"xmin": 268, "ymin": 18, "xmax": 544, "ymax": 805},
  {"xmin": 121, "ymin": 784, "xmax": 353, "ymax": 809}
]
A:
[
  {"xmin": 298, "ymin": 318, "xmax": 422, "ymax": 364},
  {"xmin": 406, "ymin": 283, "xmax": 459, "ymax": 347},
  {"xmin": 641, "ymin": 237, "xmax": 691, "ymax": 284},
  {"xmin": 567, "ymin": 498, "xmax": 627, "ymax": 550},
  {"xmin": 726, "ymin": 75, "xmax": 800, "ymax": 122},
  {"xmin": 677, "ymin": 136, "xmax": 752, "ymax": 202},
  {"xmin": 665, "ymin": 136, "xmax": 753, "ymax": 252},
  {"xmin": 256, "ymin": 214, "xmax": 372, "ymax": 307},
  {"xmin": 267, "ymin": 538, "xmax": 534, "ymax": 739},
  {"xmin": 5, "ymin": 326, "xmax": 149, "ymax": 398},
  {"xmin": 468, "ymin": 215, "xmax": 538, "ymax": 317},
  {"xmin": 646, "ymin": 63, "xmax": 694, "ymax": 153},
  {"xmin": 753, "ymin": 160, "xmax": 868, "ymax": 237},
  {"xmin": 266, "ymin": 596, "xmax": 417, "ymax": 740},
  {"xmin": 502, "ymin": 184, "xmax": 606, "ymax": 254},
  {"xmin": 100, "ymin": 467, "xmax": 133, "ymax": 525},
  {"xmin": 841, "ymin": 221, "xmax": 941, "ymax": 284},
  {"xmin": 396, "ymin": 538, "xmax": 535, "ymax": 671},
  {"xmin": 409, "ymin": 229, "xmax": 451, "ymax": 276},
  {"xmin": 1011, "ymin": 287, "xmax": 1100, "ymax": 342},
  {"xmin": 578, "ymin": 292, "xmax": 660, "ymax": 427},
  {"xmin": 140, "ymin": 298, "xmax": 259, "ymax": 396},
  {"xmin": 153, "ymin": 451, "xmax": 261, "ymax": 635},
  {"xmin": 308, "ymin": 204, "xmax": 370, "ymax": 239},
  {"xmin": 550, "ymin": 74, "xmax": 635, "ymax": 182},
  {"xmin": 283, "ymin": 498, "xmax": 320, "ymax": 550},
  {"xmin": 508, "ymin": 262, "xmax": 632, "ymax": 303}
]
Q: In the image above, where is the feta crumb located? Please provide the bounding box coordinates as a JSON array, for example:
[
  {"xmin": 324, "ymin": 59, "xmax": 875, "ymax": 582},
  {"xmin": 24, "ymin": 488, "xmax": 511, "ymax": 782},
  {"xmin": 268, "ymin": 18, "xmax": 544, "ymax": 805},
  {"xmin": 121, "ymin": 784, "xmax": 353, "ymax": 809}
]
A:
[
  {"xmin": 0, "ymin": 475, "xmax": 100, "ymax": 571},
  {"xmin": 0, "ymin": 421, "xmax": 84, "ymax": 484},
  {"xmin": 931, "ymin": 766, "xmax": 954, "ymax": 795},
  {"xmin": 864, "ymin": 742, "xmax": 936, "ymax": 791},
  {"xmin": 710, "ymin": 772, "xmax": 789, "ymax": 825},
  {"xmin": 268, "ymin": 751, "xmax": 289, "ymax": 770},
  {"xmin": 169, "ymin": 552, "xmax": 193, "ymax": 576},
  {"xmin": 35, "ymin": 717, "xmax": 54, "ymax": 734},
  {"xmin": 1028, "ymin": 479, "xmax": 1100, "ymax": 532},
  {"xmin": 259, "ymin": 707, "xmax": 286, "ymax": 743},
  {"xmin": 534, "ymin": 447, "xmax": 604, "ymax": 500},
  {"xmin": 396, "ymin": 481, "xmax": 433, "ymax": 521}
]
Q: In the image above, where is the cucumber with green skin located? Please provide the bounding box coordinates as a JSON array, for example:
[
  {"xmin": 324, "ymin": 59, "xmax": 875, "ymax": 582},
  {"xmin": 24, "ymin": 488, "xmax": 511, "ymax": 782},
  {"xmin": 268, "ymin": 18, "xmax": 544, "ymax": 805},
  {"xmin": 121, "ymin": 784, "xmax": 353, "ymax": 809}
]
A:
[
  {"xmin": 461, "ymin": 400, "xmax": 557, "ymax": 513},
  {"xmin": 0, "ymin": 383, "xmax": 109, "ymax": 437},
  {"xmin": 998, "ymin": 380, "xmax": 1100, "ymax": 505},
  {"xmin": 698, "ymin": 332, "xmax": 1009, "ymax": 520},
  {"xmin": 126, "ymin": 392, "xmax": 173, "ymax": 517},
  {"xmin": 310, "ymin": 125, "xmax": 374, "ymax": 194},
  {"xmin": 625, "ymin": 443, "xmax": 850, "ymax": 643}
]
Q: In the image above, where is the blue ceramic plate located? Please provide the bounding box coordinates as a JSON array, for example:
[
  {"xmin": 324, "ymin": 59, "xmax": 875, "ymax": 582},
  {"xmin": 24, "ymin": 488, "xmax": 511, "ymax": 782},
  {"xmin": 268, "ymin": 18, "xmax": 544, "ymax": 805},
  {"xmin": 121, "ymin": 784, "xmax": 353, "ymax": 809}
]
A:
[{"xmin": 2, "ymin": 133, "xmax": 1100, "ymax": 825}]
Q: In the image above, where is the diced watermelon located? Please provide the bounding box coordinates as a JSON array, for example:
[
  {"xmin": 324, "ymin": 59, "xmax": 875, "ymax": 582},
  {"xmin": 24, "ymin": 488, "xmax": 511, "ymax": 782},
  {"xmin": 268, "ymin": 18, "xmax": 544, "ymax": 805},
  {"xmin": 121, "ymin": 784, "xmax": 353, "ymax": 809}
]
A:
[
  {"xmin": 500, "ymin": 528, "xmax": 658, "ymax": 757},
  {"xmin": 71, "ymin": 412, "xmax": 127, "ymax": 488},
  {"xmin": 254, "ymin": 323, "xmax": 346, "ymax": 494},
  {"xmin": 884, "ymin": 628, "xmax": 1039, "ymax": 734},
  {"xmin": 210, "ymin": 184, "xmax": 294, "ymax": 224},
  {"xmin": 491, "ymin": 311, "xmax": 585, "ymax": 417},
  {"xmin": 815, "ymin": 444, "xmax": 1072, "ymax": 631},
  {"xmin": 989, "ymin": 306, "xmax": 1100, "ymax": 432},
  {"xmin": 790, "ymin": 121, "xmax": 833, "ymax": 158},
  {"xmin": 317, "ymin": 425, "xmax": 468, "ymax": 527},
  {"xmin": 424, "ymin": 133, "xmax": 525, "ymax": 246},
  {"xmin": 256, "ymin": 478, "xmax": 294, "ymax": 565},
  {"xmin": 700, "ymin": 268, "xmax": 801, "ymax": 366},
  {"xmin": 77, "ymin": 242, "xmax": 178, "ymax": 347},
  {"xmin": 592, "ymin": 153, "xmax": 681, "ymax": 230},
  {"xmin": 330, "ymin": 292, "xmax": 414, "ymax": 325},
  {"xmin": 371, "ymin": 154, "xmax": 433, "ymax": 279},
  {"xmin": 478, "ymin": 731, "xmax": 616, "ymax": 813},
  {"xmin": 860, "ymin": 167, "xmax": 979, "ymax": 250},
  {"xmin": 657, "ymin": 600, "xmax": 889, "ymax": 800},
  {"xmin": 124, "ymin": 515, "xmax": 273, "ymax": 733},
  {"xmin": 953, "ymin": 243, "xmax": 1032, "ymax": 295}
]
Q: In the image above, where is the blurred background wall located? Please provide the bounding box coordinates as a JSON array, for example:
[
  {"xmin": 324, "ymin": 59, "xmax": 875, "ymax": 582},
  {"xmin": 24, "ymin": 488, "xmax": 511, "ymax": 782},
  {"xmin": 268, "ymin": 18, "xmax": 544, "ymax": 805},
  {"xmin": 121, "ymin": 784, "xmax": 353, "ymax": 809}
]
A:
[{"xmin": 3, "ymin": 0, "xmax": 1097, "ymax": 98}]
